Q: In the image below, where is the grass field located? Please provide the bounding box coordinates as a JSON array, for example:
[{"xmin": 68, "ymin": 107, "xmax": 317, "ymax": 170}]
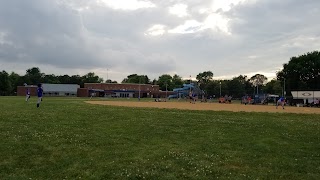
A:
[{"xmin": 0, "ymin": 97, "xmax": 319, "ymax": 179}]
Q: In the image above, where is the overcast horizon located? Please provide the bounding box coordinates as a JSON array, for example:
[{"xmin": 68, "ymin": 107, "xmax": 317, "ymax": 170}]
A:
[{"xmin": 1, "ymin": 0, "xmax": 319, "ymax": 82}]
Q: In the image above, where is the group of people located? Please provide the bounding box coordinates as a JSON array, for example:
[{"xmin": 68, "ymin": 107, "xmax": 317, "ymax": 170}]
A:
[
  {"xmin": 25, "ymin": 83, "xmax": 43, "ymax": 108},
  {"xmin": 219, "ymin": 95, "xmax": 232, "ymax": 103},
  {"xmin": 242, "ymin": 95, "xmax": 252, "ymax": 105}
]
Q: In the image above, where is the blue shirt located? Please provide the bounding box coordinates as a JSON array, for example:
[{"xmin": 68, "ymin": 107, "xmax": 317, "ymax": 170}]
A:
[
  {"xmin": 37, "ymin": 87, "xmax": 43, "ymax": 97},
  {"xmin": 26, "ymin": 89, "xmax": 30, "ymax": 95}
]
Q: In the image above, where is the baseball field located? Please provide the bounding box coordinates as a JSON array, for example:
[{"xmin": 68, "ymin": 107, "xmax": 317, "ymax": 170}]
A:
[
  {"xmin": 87, "ymin": 100, "xmax": 320, "ymax": 114},
  {"xmin": 0, "ymin": 97, "xmax": 319, "ymax": 179}
]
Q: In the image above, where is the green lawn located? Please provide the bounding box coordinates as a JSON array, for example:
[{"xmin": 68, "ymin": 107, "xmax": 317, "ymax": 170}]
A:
[{"xmin": 0, "ymin": 97, "xmax": 319, "ymax": 179}]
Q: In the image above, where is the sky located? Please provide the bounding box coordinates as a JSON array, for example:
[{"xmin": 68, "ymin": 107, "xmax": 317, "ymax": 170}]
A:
[{"xmin": 0, "ymin": 0, "xmax": 319, "ymax": 82}]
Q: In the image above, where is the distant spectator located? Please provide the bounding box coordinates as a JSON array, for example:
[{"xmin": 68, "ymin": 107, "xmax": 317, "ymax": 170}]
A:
[
  {"xmin": 314, "ymin": 98, "xmax": 319, "ymax": 107},
  {"xmin": 228, "ymin": 96, "xmax": 232, "ymax": 103}
]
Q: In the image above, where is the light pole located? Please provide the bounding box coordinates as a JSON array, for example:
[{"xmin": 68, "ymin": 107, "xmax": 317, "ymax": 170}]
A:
[
  {"xmin": 219, "ymin": 81, "xmax": 221, "ymax": 97},
  {"xmin": 166, "ymin": 83, "xmax": 167, "ymax": 99},
  {"xmin": 189, "ymin": 75, "xmax": 192, "ymax": 93},
  {"xmin": 106, "ymin": 68, "xmax": 109, "ymax": 82},
  {"xmin": 138, "ymin": 76, "xmax": 141, "ymax": 101},
  {"xmin": 283, "ymin": 78, "xmax": 286, "ymax": 97}
]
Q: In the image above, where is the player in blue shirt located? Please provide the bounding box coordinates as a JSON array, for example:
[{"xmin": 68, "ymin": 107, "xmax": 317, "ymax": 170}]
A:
[
  {"xmin": 25, "ymin": 88, "xmax": 30, "ymax": 102},
  {"xmin": 276, "ymin": 97, "xmax": 285, "ymax": 109},
  {"xmin": 37, "ymin": 84, "xmax": 43, "ymax": 108}
]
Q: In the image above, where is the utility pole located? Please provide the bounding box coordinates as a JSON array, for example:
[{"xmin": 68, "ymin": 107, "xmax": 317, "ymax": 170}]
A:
[
  {"xmin": 138, "ymin": 76, "xmax": 141, "ymax": 101},
  {"xmin": 284, "ymin": 78, "xmax": 286, "ymax": 97},
  {"xmin": 107, "ymin": 68, "xmax": 108, "ymax": 82},
  {"xmin": 166, "ymin": 83, "xmax": 168, "ymax": 98},
  {"xmin": 189, "ymin": 75, "xmax": 192, "ymax": 92},
  {"xmin": 219, "ymin": 81, "xmax": 222, "ymax": 97}
]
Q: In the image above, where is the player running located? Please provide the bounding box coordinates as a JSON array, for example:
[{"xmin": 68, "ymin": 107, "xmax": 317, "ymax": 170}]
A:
[{"xmin": 36, "ymin": 84, "xmax": 43, "ymax": 108}]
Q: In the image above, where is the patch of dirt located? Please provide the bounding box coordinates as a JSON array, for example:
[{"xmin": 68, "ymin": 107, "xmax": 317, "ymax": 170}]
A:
[{"xmin": 85, "ymin": 101, "xmax": 320, "ymax": 114}]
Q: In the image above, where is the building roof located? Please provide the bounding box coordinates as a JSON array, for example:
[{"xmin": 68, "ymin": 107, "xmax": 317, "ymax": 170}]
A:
[
  {"xmin": 291, "ymin": 91, "xmax": 320, "ymax": 99},
  {"xmin": 85, "ymin": 83, "xmax": 159, "ymax": 87},
  {"xmin": 42, "ymin": 84, "xmax": 80, "ymax": 92}
]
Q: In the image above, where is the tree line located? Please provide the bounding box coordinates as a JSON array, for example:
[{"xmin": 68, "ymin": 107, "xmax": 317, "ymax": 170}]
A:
[
  {"xmin": 1, "ymin": 51, "xmax": 319, "ymax": 97},
  {"xmin": 0, "ymin": 67, "xmax": 105, "ymax": 95}
]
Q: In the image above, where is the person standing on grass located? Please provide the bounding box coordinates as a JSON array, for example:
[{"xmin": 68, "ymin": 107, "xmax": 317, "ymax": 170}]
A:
[
  {"xmin": 36, "ymin": 83, "xmax": 43, "ymax": 108},
  {"xmin": 25, "ymin": 88, "xmax": 30, "ymax": 102},
  {"xmin": 276, "ymin": 97, "xmax": 285, "ymax": 109}
]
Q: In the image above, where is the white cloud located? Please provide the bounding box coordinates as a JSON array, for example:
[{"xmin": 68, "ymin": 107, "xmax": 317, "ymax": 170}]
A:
[
  {"xmin": 0, "ymin": 31, "xmax": 13, "ymax": 45},
  {"xmin": 169, "ymin": 4, "xmax": 189, "ymax": 17},
  {"xmin": 167, "ymin": 13, "xmax": 231, "ymax": 35},
  {"xmin": 248, "ymin": 55, "xmax": 258, "ymax": 59},
  {"xmin": 168, "ymin": 20, "xmax": 202, "ymax": 34},
  {"xmin": 211, "ymin": 0, "xmax": 247, "ymax": 12},
  {"xmin": 98, "ymin": 0, "xmax": 156, "ymax": 10},
  {"xmin": 203, "ymin": 13, "xmax": 231, "ymax": 34},
  {"xmin": 145, "ymin": 24, "xmax": 166, "ymax": 36}
]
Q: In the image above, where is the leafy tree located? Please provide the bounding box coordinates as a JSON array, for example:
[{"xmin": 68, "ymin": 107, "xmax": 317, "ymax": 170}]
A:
[
  {"xmin": 263, "ymin": 79, "xmax": 282, "ymax": 95},
  {"xmin": 140, "ymin": 75, "xmax": 150, "ymax": 84},
  {"xmin": 82, "ymin": 72, "xmax": 103, "ymax": 83},
  {"xmin": 105, "ymin": 79, "xmax": 118, "ymax": 83},
  {"xmin": 230, "ymin": 75, "xmax": 253, "ymax": 95},
  {"xmin": 122, "ymin": 74, "xmax": 150, "ymax": 84},
  {"xmin": 151, "ymin": 79, "xmax": 157, "ymax": 85},
  {"xmin": 157, "ymin": 74, "xmax": 173, "ymax": 91},
  {"xmin": 172, "ymin": 74, "xmax": 183, "ymax": 88},
  {"xmin": 8, "ymin": 72, "xmax": 23, "ymax": 95},
  {"xmin": 0, "ymin": 71, "xmax": 11, "ymax": 95},
  {"xmin": 227, "ymin": 76, "xmax": 246, "ymax": 98},
  {"xmin": 69, "ymin": 75, "xmax": 83, "ymax": 85},
  {"xmin": 205, "ymin": 81, "xmax": 219, "ymax": 97},
  {"xmin": 58, "ymin": 75, "xmax": 71, "ymax": 84},
  {"xmin": 43, "ymin": 74, "xmax": 60, "ymax": 84},
  {"xmin": 196, "ymin": 71, "xmax": 213, "ymax": 90},
  {"xmin": 25, "ymin": 67, "xmax": 44, "ymax": 85},
  {"xmin": 249, "ymin": 74, "xmax": 267, "ymax": 94},
  {"xmin": 277, "ymin": 51, "xmax": 320, "ymax": 94}
]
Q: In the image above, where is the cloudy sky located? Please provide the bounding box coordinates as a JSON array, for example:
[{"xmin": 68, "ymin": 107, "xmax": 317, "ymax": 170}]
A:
[{"xmin": 0, "ymin": 0, "xmax": 319, "ymax": 82}]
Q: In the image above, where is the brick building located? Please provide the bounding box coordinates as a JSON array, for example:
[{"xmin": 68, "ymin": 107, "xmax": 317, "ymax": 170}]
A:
[
  {"xmin": 81, "ymin": 83, "xmax": 174, "ymax": 98},
  {"xmin": 17, "ymin": 83, "xmax": 175, "ymax": 98},
  {"xmin": 17, "ymin": 85, "xmax": 37, "ymax": 96}
]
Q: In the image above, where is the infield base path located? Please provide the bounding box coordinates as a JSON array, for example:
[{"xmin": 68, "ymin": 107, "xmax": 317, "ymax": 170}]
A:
[{"xmin": 85, "ymin": 101, "xmax": 320, "ymax": 114}]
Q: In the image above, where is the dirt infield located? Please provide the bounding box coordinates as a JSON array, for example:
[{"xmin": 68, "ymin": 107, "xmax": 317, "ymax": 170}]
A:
[{"xmin": 85, "ymin": 101, "xmax": 320, "ymax": 114}]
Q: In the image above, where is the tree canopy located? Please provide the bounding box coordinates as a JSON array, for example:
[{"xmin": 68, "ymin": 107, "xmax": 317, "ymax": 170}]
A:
[
  {"xmin": 1, "ymin": 51, "xmax": 320, "ymax": 97},
  {"xmin": 277, "ymin": 51, "xmax": 320, "ymax": 95},
  {"xmin": 122, "ymin": 74, "xmax": 150, "ymax": 84}
]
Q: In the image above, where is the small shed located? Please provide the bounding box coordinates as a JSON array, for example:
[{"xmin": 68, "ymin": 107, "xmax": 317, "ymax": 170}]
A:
[{"xmin": 291, "ymin": 91, "xmax": 320, "ymax": 104}]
